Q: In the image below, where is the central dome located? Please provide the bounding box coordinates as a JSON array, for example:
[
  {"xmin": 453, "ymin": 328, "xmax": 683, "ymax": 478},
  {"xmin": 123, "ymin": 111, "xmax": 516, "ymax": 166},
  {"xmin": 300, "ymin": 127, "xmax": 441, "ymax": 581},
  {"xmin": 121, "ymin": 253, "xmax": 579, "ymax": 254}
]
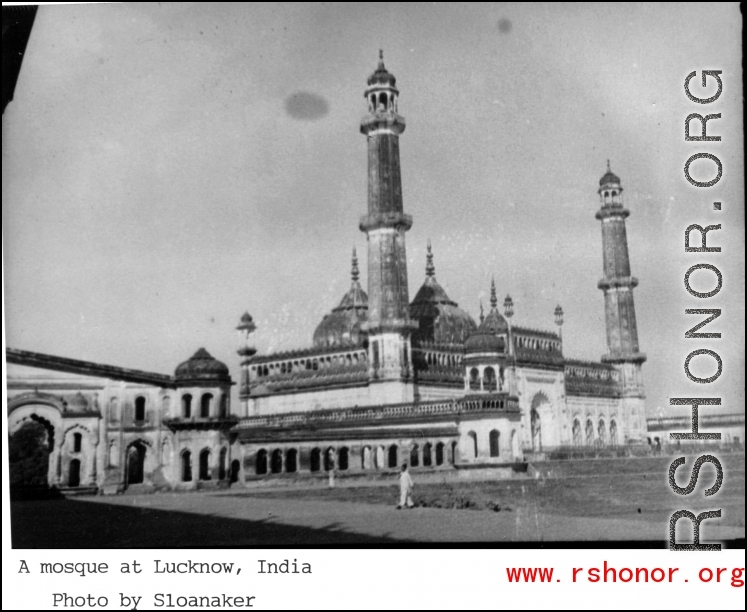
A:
[
  {"xmin": 409, "ymin": 243, "xmax": 476, "ymax": 345},
  {"xmin": 313, "ymin": 249, "xmax": 368, "ymax": 348}
]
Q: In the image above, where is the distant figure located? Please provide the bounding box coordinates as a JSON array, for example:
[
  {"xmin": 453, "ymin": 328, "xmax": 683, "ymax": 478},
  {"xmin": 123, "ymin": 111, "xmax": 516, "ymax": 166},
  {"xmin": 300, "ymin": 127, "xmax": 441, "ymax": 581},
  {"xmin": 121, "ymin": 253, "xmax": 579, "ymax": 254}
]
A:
[
  {"xmin": 397, "ymin": 463, "xmax": 414, "ymax": 509},
  {"xmin": 328, "ymin": 467, "xmax": 335, "ymax": 489}
]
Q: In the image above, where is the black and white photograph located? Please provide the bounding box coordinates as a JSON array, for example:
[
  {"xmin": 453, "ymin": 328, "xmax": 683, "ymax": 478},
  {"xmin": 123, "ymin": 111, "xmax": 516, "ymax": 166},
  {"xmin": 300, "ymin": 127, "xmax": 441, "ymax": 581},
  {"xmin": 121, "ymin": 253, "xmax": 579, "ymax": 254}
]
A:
[{"xmin": 2, "ymin": 3, "xmax": 744, "ymax": 604}]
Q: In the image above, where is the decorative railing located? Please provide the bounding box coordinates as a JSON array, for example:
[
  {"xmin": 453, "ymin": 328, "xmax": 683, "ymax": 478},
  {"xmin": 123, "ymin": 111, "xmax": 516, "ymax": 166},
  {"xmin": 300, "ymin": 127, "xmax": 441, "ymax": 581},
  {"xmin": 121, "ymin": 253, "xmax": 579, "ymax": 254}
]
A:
[
  {"xmin": 564, "ymin": 360, "xmax": 621, "ymax": 397},
  {"xmin": 646, "ymin": 413, "xmax": 745, "ymax": 432},
  {"xmin": 237, "ymin": 395, "xmax": 520, "ymax": 430},
  {"xmin": 249, "ymin": 348, "xmax": 368, "ymax": 394}
]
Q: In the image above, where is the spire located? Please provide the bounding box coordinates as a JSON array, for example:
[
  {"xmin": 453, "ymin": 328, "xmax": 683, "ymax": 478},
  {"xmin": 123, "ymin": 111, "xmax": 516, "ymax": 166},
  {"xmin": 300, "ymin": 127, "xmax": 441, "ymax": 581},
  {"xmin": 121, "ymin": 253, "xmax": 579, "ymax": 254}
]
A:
[
  {"xmin": 351, "ymin": 247, "xmax": 360, "ymax": 282},
  {"xmin": 425, "ymin": 239, "xmax": 435, "ymax": 277},
  {"xmin": 490, "ymin": 277, "xmax": 498, "ymax": 309}
]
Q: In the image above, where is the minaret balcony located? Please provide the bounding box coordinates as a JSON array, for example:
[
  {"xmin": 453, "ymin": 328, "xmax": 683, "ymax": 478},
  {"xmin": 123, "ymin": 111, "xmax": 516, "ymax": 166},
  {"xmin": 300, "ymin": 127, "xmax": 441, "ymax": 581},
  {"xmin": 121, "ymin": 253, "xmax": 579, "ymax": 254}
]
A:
[
  {"xmin": 601, "ymin": 351, "xmax": 647, "ymax": 365},
  {"xmin": 596, "ymin": 206, "xmax": 630, "ymax": 220},
  {"xmin": 598, "ymin": 276, "xmax": 639, "ymax": 290},
  {"xmin": 359, "ymin": 211, "xmax": 412, "ymax": 232},
  {"xmin": 360, "ymin": 113, "xmax": 405, "ymax": 135}
]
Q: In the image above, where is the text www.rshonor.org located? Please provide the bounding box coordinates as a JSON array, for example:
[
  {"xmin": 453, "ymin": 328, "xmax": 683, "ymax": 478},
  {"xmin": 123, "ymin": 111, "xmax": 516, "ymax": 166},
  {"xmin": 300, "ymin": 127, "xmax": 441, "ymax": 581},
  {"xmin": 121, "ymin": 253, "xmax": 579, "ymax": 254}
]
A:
[{"xmin": 506, "ymin": 563, "xmax": 744, "ymax": 585}]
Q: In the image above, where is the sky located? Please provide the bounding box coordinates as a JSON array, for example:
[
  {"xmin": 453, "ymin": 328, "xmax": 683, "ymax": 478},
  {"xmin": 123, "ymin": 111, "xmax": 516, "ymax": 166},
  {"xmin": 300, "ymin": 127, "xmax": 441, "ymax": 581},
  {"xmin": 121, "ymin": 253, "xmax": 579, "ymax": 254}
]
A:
[{"xmin": 2, "ymin": 2, "xmax": 744, "ymax": 416}]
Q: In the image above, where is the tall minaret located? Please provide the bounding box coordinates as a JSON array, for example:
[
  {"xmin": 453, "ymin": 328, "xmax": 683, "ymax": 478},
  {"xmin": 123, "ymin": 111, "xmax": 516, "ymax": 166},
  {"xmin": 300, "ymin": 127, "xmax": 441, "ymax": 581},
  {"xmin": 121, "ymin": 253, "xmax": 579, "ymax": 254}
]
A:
[
  {"xmin": 359, "ymin": 52, "xmax": 416, "ymax": 393},
  {"xmin": 596, "ymin": 162, "xmax": 646, "ymax": 440}
]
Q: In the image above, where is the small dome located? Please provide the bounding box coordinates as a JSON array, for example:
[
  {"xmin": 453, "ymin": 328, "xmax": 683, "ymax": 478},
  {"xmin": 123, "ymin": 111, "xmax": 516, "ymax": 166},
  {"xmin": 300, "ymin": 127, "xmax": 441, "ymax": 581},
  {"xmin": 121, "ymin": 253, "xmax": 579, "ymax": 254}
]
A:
[
  {"xmin": 175, "ymin": 348, "xmax": 231, "ymax": 387},
  {"xmin": 410, "ymin": 243, "xmax": 476, "ymax": 345},
  {"xmin": 464, "ymin": 309, "xmax": 508, "ymax": 354},
  {"xmin": 464, "ymin": 279, "xmax": 509, "ymax": 354},
  {"xmin": 367, "ymin": 50, "xmax": 396, "ymax": 87},
  {"xmin": 313, "ymin": 249, "xmax": 369, "ymax": 348},
  {"xmin": 599, "ymin": 161, "xmax": 621, "ymax": 186}
]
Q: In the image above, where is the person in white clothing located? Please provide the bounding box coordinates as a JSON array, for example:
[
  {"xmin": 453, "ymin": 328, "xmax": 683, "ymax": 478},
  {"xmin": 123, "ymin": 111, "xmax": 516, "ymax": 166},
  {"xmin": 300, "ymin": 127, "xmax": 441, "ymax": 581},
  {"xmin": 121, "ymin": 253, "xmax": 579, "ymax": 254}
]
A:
[{"xmin": 397, "ymin": 463, "xmax": 415, "ymax": 509}]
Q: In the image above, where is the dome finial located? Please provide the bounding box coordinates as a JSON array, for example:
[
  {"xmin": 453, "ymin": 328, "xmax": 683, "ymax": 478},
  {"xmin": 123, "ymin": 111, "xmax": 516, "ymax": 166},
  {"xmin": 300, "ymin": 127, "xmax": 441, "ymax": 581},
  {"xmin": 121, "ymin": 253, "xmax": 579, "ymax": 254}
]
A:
[
  {"xmin": 607, "ymin": 158, "xmax": 611, "ymax": 172},
  {"xmin": 351, "ymin": 247, "xmax": 360, "ymax": 282},
  {"xmin": 479, "ymin": 300, "xmax": 485, "ymax": 323},
  {"xmin": 425, "ymin": 239, "xmax": 435, "ymax": 277},
  {"xmin": 490, "ymin": 277, "xmax": 498, "ymax": 309},
  {"xmin": 378, "ymin": 48, "xmax": 384, "ymax": 67}
]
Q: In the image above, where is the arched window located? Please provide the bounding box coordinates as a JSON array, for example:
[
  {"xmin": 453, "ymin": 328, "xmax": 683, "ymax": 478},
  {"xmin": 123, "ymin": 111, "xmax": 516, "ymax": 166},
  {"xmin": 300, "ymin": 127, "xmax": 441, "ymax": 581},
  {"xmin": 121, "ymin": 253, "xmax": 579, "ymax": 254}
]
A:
[
  {"xmin": 489, "ymin": 429, "xmax": 500, "ymax": 458},
  {"xmin": 199, "ymin": 449, "xmax": 211, "ymax": 480},
  {"xmin": 285, "ymin": 449, "xmax": 298, "ymax": 473},
  {"xmin": 572, "ymin": 419, "xmax": 582, "ymax": 446},
  {"xmin": 310, "ymin": 448, "xmax": 321, "ymax": 472},
  {"xmin": 378, "ymin": 92, "xmax": 387, "ymax": 109},
  {"xmin": 610, "ymin": 419, "xmax": 618, "ymax": 446},
  {"xmin": 255, "ymin": 449, "xmax": 268, "ymax": 475},
  {"xmin": 511, "ymin": 430, "xmax": 520, "ymax": 459},
  {"xmin": 450, "ymin": 441, "xmax": 458, "ymax": 464},
  {"xmin": 338, "ymin": 447, "xmax": 349, "ymax": 471},
  {"xmin": 388, "ymin": 444, "xmax": 398, "ymax": 469},
  {"xmin": 182, "ymin": 394, "xmax": 192, "ymax": 418},
  {"xmin": 585, "ymin": 419, "xmax": 594, "ymax": 446},
  {"xmin": 109, "ymin": 398, "xmax": 120, "ymax": 424},
  {"xmin": 467, "ymin": 431, "xmax": 478, "ymax": 459},
  {"xmin": 531, "ymin": 409, "xmax": 541, "ymax": 451},
  {"xmin": 410, "ymin": 444, "xmax": 419, "ymax": 467},
  {"xmin": 484, "ymin": 367, "xmax": 497, "ymax": 392},
  {"xmin": 230, "ymin": 459, "xmax": 240, "ymax": 483},
  {"xmin": 270, "ymin": 449, "xmax": 283, "ymax": 474},
  {"xmin": 219, "ymin": 395, "xmax": 228, "ymax": 418},
  {"xmin": 372, "ymin": 342, "xmax": 380, "ymax": 369},
  {"xmin": 324, "ymin": 447, "xmax": 336, "ymax": 472},
  {"xmin": 375, "ymin": 446, "xmax": 385, "ymax": 470},
  {"xmin": 362, "ymin": 446, "xmax": 373, "ymax": 470},
  {"xmin": 135, "ymin": 396, "xmax": 146, "ymax": 421},
  {"xmin": 73, "ymin": 432, "xmax": 82, "ymax": 453},
  {"xmin": 162, "ymin": 396, "xmax": 172, "ymax": 418},
  {"xmin": 200, "ymin": 393, "xmax": 212, "ymax": 418},
  {"xmin": 219, "ymin": 448, "xmax": 228, "ymax": 480},
  {"xmin": 598, "ymin": 419, "xmax": 607, "ymax": 446},
  {"xmin": 435, "ymin": 442, "xmax": 444, "ymax": 466},
  {"xmin": 469, "ymin": 368, "xmax": 480, "ymax": 391},
  {"xmin": 423, "ymin": 442, "xmax": 433, "ymax": 467},
  {"xmin": 68, "ymin": 459, "xmax": 81, "ymax": 487},
  {"xmin": 181, "ymin": 450, "xmax": 192, "ymax": 482}
]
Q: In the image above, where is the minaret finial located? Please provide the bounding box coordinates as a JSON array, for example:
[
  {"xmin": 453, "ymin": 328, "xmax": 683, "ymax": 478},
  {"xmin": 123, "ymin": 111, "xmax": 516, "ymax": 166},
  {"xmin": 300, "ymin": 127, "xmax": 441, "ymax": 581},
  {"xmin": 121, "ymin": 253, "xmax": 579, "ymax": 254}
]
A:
[
  {"xmin": 378, "ymin": 49, "xmax": 384, "ymax": 67},
  {"xmin": 425, "ymin": 239, "xmax": 435, "ymax": 277},
  {"xmin": 607, "ymin": 158, "xmax": 611, "ymax": 172},
  {"xmin": 351, "ymin": 247, "xmax": 360, "ymax": 282},
  {"xmin": 479, "ymin": 300, "xmax": 485, "ymax": 323},
  {"xmin": 490, "ymin": 277, "xmax": 498, "ymax": 309}
]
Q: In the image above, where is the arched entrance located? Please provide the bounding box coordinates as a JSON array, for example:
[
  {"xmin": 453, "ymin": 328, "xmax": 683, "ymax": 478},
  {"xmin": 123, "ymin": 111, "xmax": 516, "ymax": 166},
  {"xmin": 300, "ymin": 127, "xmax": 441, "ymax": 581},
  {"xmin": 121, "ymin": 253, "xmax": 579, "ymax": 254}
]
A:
[
  {"xmin": 68, "ymin": 459, "xmax": 81, "ymax": 487},
  {"xmin": 9, "ymin": 418, "xmax": 53, "ymax": 487},
  {"xmin": 572, "ymin": 419, "xmax": 582, "ymax": 446},
  {"xmin": 126, "ymin": 441, "xmax": 146, "ymax": 485},
  {"xmin": 230, "ymin": 459, "xmax": 240, "ymax": 483},
  {"xmin": 530, "ymin": 409, "xmax": 541, "ymax": 451},
  {"xmin": 199, "ymin": 449, "xmax": 211, "ymax": 480}
]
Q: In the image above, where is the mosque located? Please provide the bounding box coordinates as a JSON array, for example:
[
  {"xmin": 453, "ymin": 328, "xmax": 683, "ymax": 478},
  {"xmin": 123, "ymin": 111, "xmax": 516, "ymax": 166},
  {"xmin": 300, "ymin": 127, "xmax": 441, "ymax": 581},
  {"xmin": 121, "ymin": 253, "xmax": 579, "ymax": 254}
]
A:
[{"xmin": 7, "ymin": 55, "xmax": 663, "ymax": 493}]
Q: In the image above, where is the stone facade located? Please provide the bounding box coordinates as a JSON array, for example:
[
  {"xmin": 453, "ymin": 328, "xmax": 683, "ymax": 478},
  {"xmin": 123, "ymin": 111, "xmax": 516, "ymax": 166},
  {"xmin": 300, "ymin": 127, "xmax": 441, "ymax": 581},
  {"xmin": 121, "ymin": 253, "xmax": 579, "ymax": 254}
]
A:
[{"xmin": 6, "ymin": 55, "xmax": 696, "ymax": 495}]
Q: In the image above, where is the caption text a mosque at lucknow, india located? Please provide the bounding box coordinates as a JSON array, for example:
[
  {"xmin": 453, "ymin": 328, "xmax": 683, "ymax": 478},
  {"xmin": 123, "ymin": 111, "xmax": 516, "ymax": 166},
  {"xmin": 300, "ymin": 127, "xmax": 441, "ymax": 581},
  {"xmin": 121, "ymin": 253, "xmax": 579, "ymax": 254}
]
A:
[
  {"xmin": 670, "ymin": 68, "xmax": 728, "ymax": 552},
  {"xmin": 20, "ymin": 558, "xmax": 312, "ymax": 609}
]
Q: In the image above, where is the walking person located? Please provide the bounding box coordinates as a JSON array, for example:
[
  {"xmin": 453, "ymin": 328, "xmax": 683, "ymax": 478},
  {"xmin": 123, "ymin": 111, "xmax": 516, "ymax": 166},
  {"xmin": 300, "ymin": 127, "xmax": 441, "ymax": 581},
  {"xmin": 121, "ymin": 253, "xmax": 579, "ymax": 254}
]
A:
[{"xmin": 397, "ymin": 463, "xmax": 415, "ymax": 509}]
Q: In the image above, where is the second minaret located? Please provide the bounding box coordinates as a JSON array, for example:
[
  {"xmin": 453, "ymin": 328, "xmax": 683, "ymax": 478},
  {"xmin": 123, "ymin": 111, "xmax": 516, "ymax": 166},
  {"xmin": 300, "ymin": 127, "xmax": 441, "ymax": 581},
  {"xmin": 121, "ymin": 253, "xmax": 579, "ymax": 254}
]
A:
[{"xmin": 359, "ymin": 52, "xmax": 416, "ymax": 386}]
